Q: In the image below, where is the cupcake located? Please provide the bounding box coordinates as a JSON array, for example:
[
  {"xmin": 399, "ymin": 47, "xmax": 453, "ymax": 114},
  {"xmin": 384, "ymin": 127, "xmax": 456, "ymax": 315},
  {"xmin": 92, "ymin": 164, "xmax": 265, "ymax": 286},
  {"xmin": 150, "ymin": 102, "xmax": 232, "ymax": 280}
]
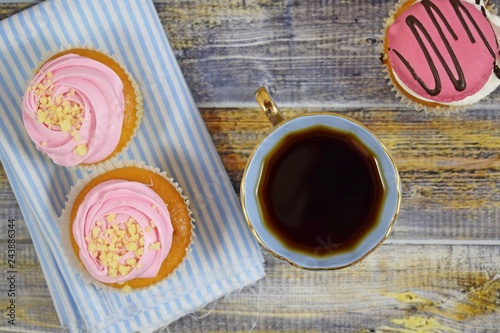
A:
[
  {"xmin": 22, "ymin": 48, "xmax": 143, "ymax": 167},
  {"xmin": 61, "ymin": 161, "xmax": 193, "ymax": 291},
  {"xmin": 382, "ymin": 0, "xmax": 500, "ymax": 114}
]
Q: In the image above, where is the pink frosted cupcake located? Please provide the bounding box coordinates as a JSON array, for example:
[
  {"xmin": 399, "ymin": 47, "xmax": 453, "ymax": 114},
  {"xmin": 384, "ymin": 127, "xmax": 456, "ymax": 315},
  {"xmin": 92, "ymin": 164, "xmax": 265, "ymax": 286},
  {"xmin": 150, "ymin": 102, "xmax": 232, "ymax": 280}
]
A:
[
  {"xmin": 382, "ymin": 0, "xmax": 500, "ymax": 114},
  {"xmin": 61, "ymin": 161, "xmax": 194, "ymax": 291},
  {"xmin": 22, "ymin": 48, "xmax": 143, "ymax": 167}
]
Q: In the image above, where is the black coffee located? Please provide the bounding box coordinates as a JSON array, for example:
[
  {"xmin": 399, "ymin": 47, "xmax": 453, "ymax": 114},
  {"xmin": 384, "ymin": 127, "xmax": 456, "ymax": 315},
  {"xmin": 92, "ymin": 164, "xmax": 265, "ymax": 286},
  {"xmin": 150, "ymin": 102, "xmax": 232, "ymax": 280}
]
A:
[{"xmin": 257, "ymin": 125, "xmax": 384, "ymax": 257}]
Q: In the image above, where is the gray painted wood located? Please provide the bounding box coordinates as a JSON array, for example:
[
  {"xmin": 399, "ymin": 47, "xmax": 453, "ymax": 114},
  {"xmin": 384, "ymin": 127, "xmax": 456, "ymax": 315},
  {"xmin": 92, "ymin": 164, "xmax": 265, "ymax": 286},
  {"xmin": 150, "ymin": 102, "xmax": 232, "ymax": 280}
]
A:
[{"xmin": 2, "ymin": 1, "xmax": 500, "ymax": 332}]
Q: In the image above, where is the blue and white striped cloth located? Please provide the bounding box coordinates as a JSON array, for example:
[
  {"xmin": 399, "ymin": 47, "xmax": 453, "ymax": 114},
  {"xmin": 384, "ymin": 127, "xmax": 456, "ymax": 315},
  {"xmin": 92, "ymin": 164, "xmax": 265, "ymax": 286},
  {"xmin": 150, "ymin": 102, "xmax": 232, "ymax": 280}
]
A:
[{"xmin": 0, "ymin": 0, "xmax": 264, "ymax": 332}]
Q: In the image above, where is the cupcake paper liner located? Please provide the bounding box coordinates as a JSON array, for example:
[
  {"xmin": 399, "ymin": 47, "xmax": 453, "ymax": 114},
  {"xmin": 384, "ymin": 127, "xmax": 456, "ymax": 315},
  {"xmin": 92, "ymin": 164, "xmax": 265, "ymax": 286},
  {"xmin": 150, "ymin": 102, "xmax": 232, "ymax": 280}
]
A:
[{"xmin": 59, "ymin": 160, "xmax": 195, "ymax": 293}]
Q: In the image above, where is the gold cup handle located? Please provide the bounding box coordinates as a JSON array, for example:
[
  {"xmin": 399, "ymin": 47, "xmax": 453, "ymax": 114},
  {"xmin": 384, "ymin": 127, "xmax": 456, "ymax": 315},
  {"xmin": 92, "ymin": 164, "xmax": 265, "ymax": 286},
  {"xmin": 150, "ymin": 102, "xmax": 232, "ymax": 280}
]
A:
[{"xmin": 255, "ymin": 86, "xmax": 285, "ymax": 126}]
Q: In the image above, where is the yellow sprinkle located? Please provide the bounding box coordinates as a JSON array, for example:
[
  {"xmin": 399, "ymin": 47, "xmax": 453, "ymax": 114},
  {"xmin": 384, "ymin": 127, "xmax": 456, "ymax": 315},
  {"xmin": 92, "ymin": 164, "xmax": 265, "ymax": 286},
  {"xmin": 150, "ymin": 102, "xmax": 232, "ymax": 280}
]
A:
[
  {"xmin": 149, "ymin": 242, "xmax": 161, "ymax": 251},
  {"xmin": 118, "ymin": 265, "xmax": 131, "ymax": 276},
  {"xmin": 37, "ymin": 83, "xmax": 45, "ymax": 90},
  {"xmin": 109, "ymin": 260, "xmax": 118, "ymax": 270},
  {"xmin": 41, "ymin": 141, "xmax": 47, "ymax": 147},
  {"xmin": 59, "ymin": 119, "xmax": 71, "ymax": 132},
  {"xmin": 126, "ymin": 243, "xmax": 138, "ymax": 252},
  {"xmin": 88, "ymin": 218, "xmax": 148, "ymax": 279},
  {"xmin": 122, "ymin": 285, "xmax": 132, "ymax": 293},
  {"xmin": 39, "ymin": 96, "xmax": 48, "ymax": 105},
  {"xmin": 37, "ymin": 111, "xmax": 48, "ymax": 124},
  {"xmin": 126, "ymin": 258, "xmax": 137, "ymax": 266},
  {"xmin": 74, "ymin": 144, "xmax": 87, "ymax": 156},
  {"xmin": 92, "ymin": 226, "xmax": 100, "ymax": 238},
  {"xmin": 145, "ymin": 226, "xmax": 152, "ymax": 233},
  {"xmin": 108, "ymin": 268, "xmax": 118, "ymax": 278},
  {"xmin": 128, "ymin": 223, "xmax": 137, "ymax": 236},
  {"xmin": 46, "ymin": 72, "xmax": 54, "ymax": 78},
  {"xmin": 149, "ymin": 220, "xmax": 156, "ymax": 228},
  {"xmin": 106, "ymin": 214, "xmax": 116, "ymax": 222}
]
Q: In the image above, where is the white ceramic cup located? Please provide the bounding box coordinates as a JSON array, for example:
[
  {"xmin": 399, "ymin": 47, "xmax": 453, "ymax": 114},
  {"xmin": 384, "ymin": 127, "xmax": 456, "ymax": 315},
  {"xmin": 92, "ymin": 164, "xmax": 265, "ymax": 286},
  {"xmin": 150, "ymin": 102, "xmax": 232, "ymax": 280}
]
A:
[{"xmin": 241, "ymin": 87, "xmax": 401, "ymax": 270}]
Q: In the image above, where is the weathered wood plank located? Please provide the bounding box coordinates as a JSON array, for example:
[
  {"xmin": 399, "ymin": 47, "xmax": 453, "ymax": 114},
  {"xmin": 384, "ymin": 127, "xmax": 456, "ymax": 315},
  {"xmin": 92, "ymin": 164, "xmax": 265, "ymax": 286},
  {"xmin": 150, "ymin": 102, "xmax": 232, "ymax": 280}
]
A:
[
  {"xmin": 201, "ymin": 107, "xmax": 500, "ymax": 241},
  {"xmin": 0, "ymin": 166, "xmax": 32, "ymax": 242},
  {"xmin": 6, "ymin": 0, "xmax": 500, "ymax": 108},
  {"xmin": 0, "ymin": 2, "xmax": 36, "ymax": 21},
  {"xmin": 0, "ymin": 241, "xmax": 63, "ymax": 332},
  {"xmin": 2, "ymin": 1, "xmax": 500, "ymax": 332},
  {"xmin": 154, "ymin": 0, "xmax": 395, "ymax": 107},
  {"xmin": 1, "ymin": 236, "xmax": 499, "ymax": 332},
  {"xmin": 168, "ymin": 244, "xmax": 500, "ymax": 333},
  {"xmin": 2, "ymin": 107, "xmax": 500, "ymax": 242},
  {"xmin": 2, "ymin": 107, "xmax": 500, "ymax": 330},
  {"xmin": 154, "ymin": 0, "xmax": 500, "ymax": 108}
]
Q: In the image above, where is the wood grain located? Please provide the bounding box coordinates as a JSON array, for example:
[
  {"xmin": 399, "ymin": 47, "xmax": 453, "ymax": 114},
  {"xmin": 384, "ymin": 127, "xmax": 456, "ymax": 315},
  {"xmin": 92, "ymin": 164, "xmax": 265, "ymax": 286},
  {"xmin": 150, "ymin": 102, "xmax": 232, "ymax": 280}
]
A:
[
  {"xmin": 0, "ymin": 3, "xmax": 36, "ymax": 21},
  {"xmin": 169, "ymin": 244, "xmax": 500, "ymax": 333},
  {"xmin": 154, "ymin": 0, "xmax": 500, "ymax": 108},
  {"xmin": 1, "ymin": 221, "xmax": 500, "ymax": 332},
  {"xmin": 154, "ymin": 0, "xmax": 396, "ymax": 107},
  {"xmin": 9, "ymin": 0, "xmax": 500, "ymax": 108},
  {"xmin": 3, "ymin": 108, "xmax": 500, "ymax": 332},
  {"xmin": 2, "ymin": 0, "xmax": 500, "ymax": 332},
  {"xmin": 202, "ymin": 107, "xmax": 500, "ymax": 241}
]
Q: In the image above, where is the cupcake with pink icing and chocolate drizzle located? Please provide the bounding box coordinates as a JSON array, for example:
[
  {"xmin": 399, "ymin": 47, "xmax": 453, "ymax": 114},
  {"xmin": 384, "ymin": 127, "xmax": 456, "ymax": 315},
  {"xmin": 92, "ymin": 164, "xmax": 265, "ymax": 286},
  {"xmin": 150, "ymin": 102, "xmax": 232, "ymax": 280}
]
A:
[
  {"xmin": 61, "ymin": 161, "xmax": 194, "ymax": 292},
  {"xmin": 382, "ymin": 0, "xmax": 500, "ymax": 114},
  {"xmin": 22, "ymin": 48, "xmax": 143, "ymax": 167}
]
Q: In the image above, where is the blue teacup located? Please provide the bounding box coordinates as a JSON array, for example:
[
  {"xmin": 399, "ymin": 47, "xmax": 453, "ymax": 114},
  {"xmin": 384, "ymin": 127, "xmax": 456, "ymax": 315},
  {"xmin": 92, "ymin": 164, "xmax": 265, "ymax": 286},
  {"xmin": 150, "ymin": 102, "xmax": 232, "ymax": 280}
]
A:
[{"xmin": 241, "ymin": 87, "xmax": 401, "ymax": 270}]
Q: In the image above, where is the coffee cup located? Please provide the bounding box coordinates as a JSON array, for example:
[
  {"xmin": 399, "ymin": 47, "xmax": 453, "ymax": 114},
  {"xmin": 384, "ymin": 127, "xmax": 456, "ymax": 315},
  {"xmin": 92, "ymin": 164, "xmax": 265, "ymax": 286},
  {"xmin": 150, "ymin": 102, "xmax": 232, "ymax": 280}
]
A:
[{"xmin": 241, "ymin": 87, "xmax": 401, "ymax": 270}]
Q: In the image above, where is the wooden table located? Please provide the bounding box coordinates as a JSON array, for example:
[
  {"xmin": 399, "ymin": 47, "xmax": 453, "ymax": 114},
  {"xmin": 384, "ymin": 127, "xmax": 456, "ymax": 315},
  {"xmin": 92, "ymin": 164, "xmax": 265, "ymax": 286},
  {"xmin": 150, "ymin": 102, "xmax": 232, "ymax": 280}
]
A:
[{"xmin": 2, "ymin": 1, "xmax": 500, "ymax": 332}]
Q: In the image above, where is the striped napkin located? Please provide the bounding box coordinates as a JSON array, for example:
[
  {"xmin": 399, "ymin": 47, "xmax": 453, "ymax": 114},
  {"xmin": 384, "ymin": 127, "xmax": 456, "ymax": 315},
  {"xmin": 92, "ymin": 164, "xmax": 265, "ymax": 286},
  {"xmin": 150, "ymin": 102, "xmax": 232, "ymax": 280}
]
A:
[{"xmin": 0, "ymin": 0, "xmax": 264, "ymax": 332}]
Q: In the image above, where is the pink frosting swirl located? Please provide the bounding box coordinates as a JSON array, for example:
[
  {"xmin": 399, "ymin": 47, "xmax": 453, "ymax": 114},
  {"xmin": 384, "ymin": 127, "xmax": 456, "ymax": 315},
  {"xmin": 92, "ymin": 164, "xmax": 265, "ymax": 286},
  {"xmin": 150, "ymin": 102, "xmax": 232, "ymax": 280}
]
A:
[
  {"xmin": 22, "ymin": 53, "xmax": 124, "ymax": 166},
  {"xmin": 72, "ymin": 179, "xmax": 173, "ymax": 284}
]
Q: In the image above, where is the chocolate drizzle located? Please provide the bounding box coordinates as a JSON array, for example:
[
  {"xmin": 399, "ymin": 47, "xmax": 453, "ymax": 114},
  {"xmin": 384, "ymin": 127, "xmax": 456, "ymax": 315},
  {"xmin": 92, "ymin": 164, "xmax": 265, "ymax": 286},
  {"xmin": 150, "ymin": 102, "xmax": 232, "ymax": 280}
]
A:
[{"xmin": 391, "ymin": 0, "xmax": 499, "ymax": 96}]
